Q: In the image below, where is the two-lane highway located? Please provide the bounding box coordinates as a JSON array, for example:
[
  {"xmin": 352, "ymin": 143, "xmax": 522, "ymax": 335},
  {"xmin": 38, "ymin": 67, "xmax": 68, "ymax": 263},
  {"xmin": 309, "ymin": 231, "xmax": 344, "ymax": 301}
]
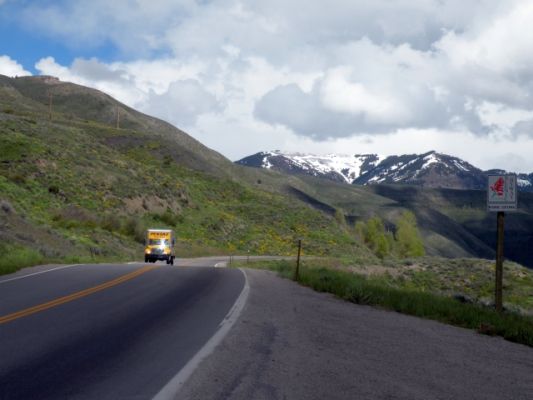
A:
[{"xmin": 0, "ymin": 259, "xmax": 245, "ymax": 399}]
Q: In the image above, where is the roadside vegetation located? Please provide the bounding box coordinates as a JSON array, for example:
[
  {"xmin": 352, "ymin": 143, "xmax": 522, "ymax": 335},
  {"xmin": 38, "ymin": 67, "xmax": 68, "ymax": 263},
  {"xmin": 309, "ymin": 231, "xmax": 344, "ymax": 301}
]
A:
[
  {"xmin": 0, "ymin": 243, "xmax": 44, "ymax": 275},
  {"xmin": 0, "ymin": 79, "xmax": 365, "ymax": 274},
  {"xmin": 354, "ymin": 211, "xmax": 425, "ymax": 259},
  {"xmin": 234, "ymin": 258, "xmax": 533, "ymax": 347}
]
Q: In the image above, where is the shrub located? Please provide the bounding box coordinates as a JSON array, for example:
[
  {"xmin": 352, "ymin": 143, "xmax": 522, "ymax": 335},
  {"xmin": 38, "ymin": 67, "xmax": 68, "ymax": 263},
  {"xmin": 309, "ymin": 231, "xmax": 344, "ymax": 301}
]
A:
[
  {"xmin": 52, "ymin": 205, "xmax": 98, "ymax": 229},
  {"xmin": 395, "ymin": 211, "xmax": 425, "ymax": 257},
  {"xmin": 356, "ymin": 212, "xmax": 425, "ymax": 259},
  {"xmin": 122, "ymin": 217, "xmax": 146, "ymax": 243},
  {"xmin": 356, "ymin": 216, "xmax": 393, "ymax": 258},
  {"xmin": 154, "ymin": 209, "xmax": 182, "ymax": 227},
  {"xmin": 48, "ymin": 185, "xmax": 60, "ymax": 194},
  {"xmin": 0, "ymin": 244, "xmax": 44, "ymax": 275},
  {"xmin": 334, "ymin": 209, "xmax": 346, "ymax": 225},
  {"xmin": 101, "ymin": 214, "xmax": 122, "ymax": 232}
]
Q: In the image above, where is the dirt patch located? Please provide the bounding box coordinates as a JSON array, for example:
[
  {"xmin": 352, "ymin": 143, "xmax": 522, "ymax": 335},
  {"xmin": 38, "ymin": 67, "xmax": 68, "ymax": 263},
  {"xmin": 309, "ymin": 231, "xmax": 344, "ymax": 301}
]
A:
[
  {"xmin": 34, "ymin": 158, "xmax": 57, "ymax": 171},
  {"xmin": 123, "ymin": 195, "xmax": 181, "ymax": 214}
]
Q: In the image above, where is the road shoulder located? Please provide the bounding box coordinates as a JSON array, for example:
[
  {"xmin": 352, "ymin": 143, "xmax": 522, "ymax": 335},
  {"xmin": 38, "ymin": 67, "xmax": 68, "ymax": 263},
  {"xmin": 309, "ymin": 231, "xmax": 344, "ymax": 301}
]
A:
[{"xmin": 177, "ymin": 268, "xmax": 533, "ymax": 400}]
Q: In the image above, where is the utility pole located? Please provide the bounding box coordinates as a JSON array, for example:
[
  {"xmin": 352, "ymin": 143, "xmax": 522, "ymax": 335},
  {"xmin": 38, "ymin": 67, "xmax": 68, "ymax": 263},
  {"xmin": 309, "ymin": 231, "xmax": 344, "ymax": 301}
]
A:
[
  {"xmin": 495, "ymin": 211, "xmax": 504, "ymax": 312},
  {"xmin": 116, "ymin": 105, "xmax": 120, "ymax": 129},
  {"xmin": 48, "ymin": 92, "xmax": 53, "ymax": 121}
]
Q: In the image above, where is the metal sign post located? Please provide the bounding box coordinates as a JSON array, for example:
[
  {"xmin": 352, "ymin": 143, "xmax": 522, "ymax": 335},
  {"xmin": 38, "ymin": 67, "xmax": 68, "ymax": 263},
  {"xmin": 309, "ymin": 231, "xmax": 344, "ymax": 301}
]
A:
[
  {"xmin": 487, "ymin": 174, "xmax": 517, "ymax": 312},
  {"xmin": 494, "ymin": 211, "xmax": 504, "ymax": 312}
]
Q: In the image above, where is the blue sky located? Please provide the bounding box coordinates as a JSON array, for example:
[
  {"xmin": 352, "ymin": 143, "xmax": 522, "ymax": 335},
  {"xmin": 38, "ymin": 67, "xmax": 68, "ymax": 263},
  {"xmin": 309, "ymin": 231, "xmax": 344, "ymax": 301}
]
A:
[
  {"xmin": 2, "ymin": 0, "xmax": 533, "ymax": 172},
  {"xmin": 0, "ymin": 1, "xmax": 126, "ymax": 72}
]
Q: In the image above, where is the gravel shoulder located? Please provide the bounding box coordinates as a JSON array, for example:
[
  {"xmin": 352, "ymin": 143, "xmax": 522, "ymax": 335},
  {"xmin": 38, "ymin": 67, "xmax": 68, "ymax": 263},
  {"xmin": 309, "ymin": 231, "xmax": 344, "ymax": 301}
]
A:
[{"xmin": 178, "ymin": 268, "xmax": 533, "ymax": 400}]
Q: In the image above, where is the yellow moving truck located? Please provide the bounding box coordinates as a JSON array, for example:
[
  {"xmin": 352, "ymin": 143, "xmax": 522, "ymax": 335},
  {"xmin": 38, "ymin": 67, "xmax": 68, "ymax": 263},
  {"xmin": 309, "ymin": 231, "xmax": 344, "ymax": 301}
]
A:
[{"xmin": 144, "ymin": 229, "xmax": 175, "ymax": 265}]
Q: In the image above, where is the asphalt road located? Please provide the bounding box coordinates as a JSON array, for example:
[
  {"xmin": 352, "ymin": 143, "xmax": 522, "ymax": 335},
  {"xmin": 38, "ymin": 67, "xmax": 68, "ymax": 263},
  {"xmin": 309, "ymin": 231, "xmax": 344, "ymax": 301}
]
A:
[
  {"xmin": 0, "ymin": 258, "xmax": 245, "ymax": 400},
  {"xmin": 3, "ymin": 260, "xmax": 533, "ymax": 400}
]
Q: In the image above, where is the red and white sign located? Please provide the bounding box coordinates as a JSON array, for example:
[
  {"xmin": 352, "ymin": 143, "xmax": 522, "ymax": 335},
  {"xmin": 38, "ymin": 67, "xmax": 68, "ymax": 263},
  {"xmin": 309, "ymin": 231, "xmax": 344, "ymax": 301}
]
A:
[{"xmin": 487, "ymin": 175, "xmax": 517, "ymax": 211}]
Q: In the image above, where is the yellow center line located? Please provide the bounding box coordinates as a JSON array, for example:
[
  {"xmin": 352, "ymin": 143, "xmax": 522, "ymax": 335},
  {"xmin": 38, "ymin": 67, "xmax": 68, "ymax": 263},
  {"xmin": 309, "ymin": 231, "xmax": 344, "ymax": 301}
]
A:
[{"xmin": 0, "ymin": 264, "xmax": 158, "ymax": 325}]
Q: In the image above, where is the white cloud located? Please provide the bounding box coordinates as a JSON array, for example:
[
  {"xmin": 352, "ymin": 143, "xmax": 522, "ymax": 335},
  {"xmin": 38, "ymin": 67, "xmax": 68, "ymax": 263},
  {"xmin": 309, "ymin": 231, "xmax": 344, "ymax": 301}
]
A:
[
  {"xmin": 20, "ymin": 0, "xmax": 200, "ymax": 54},
  {"xmin": 144, "ymin": 79, "xmax": 223, "ymax": 127},
  {"xmin": 437, "ymin": 3, "xmax": 533, "ymax": 76},
  {"xmin": 6, "ymin": 0, "xmax": 533, "ymax": 171},
  {"xmin": 0, "ymin": 55, "xmax": 31, "ymax": 77},
  {"xmin": 320, "ymin": 67, "xmax": 409, "ymax": 124}
]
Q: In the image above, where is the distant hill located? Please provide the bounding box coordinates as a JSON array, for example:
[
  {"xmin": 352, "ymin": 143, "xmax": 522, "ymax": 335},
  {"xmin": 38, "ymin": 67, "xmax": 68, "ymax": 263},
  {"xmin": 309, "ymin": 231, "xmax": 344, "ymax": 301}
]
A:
[
  {"xmin": 0, "ymin": 74, "xmax": 366, "ymax": 262},
  {"xmin": 0, "ymin": 75, "xmax": 235, "ymax": 178},
  {"xmin": 236, "ymin": 150, "xmax": 533, "ymax": 191},
  {"xmin": 2, "ymin": 74, "xmax": 533, "ymax": 270}
]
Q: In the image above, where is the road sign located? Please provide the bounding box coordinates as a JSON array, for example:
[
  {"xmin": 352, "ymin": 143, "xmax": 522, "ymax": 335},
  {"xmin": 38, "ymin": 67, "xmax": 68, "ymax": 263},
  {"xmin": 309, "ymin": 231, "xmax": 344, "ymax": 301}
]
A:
[{"xmin": 487, "ymin": 174, "xmax": 517, "ymax": 212}]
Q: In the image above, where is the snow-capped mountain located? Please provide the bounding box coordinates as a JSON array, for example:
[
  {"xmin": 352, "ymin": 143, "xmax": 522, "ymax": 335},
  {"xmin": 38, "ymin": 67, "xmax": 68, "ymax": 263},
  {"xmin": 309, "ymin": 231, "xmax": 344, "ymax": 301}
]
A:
[
  {"xmin": 235, "ymin": 150, "xmax": 533, "ymax": 191},
  {"xmin": 353, "ymin": 151, "xmax": 486, "ymax": 190},
  {"xmin": 236, "ymin": 151, "xmax": 383, "ymax": 183}
]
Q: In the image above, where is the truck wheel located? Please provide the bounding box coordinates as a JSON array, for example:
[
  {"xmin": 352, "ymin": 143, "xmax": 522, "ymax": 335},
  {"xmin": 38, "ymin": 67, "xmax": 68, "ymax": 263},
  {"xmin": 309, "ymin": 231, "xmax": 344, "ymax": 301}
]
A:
[{"xmin": 145, "ymin": 257, "xmax": 148, "ymax": 263}]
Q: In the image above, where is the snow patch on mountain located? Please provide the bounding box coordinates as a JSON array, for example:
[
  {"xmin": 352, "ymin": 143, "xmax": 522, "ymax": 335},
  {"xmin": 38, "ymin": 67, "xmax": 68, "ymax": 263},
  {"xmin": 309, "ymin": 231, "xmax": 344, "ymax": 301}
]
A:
[
  {"xmin": 256, "ymin": 151, "xmax": 384, "ymax": 183},
  {"xmin": 518, "ymin": 178, "xmax": 532, "ymax": 187},
  {"xmin": 421, "ymin": 153, "xmax": 439, "ymax": 170},
  {"xmin": 235, "ymin": 150, "xmax": 533, "ymax": 191}
]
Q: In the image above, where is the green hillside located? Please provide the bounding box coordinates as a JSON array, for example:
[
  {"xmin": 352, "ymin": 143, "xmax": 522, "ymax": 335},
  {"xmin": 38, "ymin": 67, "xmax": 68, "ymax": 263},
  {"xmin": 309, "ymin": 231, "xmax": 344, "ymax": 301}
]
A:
[
  {"xmin": 0, "ymin": 75, "xmax": 374, "ymax": 271},
  {"xmin": 2, "ymin": 74, "xmax": 532, "ymax": 276}
]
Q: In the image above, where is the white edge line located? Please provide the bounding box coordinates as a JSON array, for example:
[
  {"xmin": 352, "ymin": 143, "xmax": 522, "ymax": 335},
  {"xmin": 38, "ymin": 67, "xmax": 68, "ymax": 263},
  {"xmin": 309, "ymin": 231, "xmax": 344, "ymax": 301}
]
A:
[
  {"xmin": 0, "ymin": 264, "xmax": 82, "ymax": 284},
  {"xmin": 152, "ymin": 268, "xmax": 250, "ymax": 400}
]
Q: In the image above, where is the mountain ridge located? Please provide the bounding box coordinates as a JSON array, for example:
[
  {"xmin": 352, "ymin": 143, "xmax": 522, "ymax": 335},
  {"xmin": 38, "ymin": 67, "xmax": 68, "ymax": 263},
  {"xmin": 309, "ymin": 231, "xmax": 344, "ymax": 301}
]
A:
[
  {"xmin": 236, "ymin": 150, "xmax": 533, "ymax": 191},
  {"xmin": 2, "ymin": 74, "xmax": 533, "ymax": 270}
]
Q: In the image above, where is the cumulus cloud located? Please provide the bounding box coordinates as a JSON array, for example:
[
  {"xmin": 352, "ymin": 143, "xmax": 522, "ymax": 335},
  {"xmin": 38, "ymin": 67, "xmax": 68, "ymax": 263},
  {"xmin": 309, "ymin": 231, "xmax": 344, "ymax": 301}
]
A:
[
  {"xmin": 70, "ymin": 58, "xmax": 126, "ymax": 82},
  {"xmin": 19, "ymin": 0, "xmax": 199, "ymax": 55},
  {"xmin": 34, "ymin": 56, "xmax": 223, "ymax": 128},
  {"xmin": 0, "ymin": 55, "xmax": 31, "ymax": 77},
  {"xmin": 254, "ymin": 46, "xmax": 486, "ymax": 139},
  {"xmin": 255, "ymin": 81, "xmax": 442, "ymax": 140},
  {"xmin": 6, "ymin": 0, "xmax": 533, "ymax": 169},
  {"xmin": 144, "ymin": 79, "xmax": 223, "ymax": 127}
]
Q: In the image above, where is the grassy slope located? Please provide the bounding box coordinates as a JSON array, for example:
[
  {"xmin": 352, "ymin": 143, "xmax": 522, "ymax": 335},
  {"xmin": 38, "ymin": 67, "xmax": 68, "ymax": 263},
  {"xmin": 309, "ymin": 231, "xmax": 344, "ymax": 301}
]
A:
[
  {"xmin": 2, "ymin": 74, "xmax": 533, "ymax": 271},
  {"xmin": 1, "ymin": 75, "xmax": 234, "ymax": 177},
  {"xmin": 0, "ymin": 76, "xmax": 373, "ymax": 272}
]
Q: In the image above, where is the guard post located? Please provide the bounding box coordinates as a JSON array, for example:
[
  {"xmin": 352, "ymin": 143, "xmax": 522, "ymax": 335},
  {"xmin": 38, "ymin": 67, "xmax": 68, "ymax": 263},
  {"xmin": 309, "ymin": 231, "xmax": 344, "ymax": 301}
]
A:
[
  {"xmin": 487, "ymin": 174, "xmax": 517, "ymax": 312},
  {"xmin": 294, "ymin": 239, "xmax": 302, "ymax": 282}
]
